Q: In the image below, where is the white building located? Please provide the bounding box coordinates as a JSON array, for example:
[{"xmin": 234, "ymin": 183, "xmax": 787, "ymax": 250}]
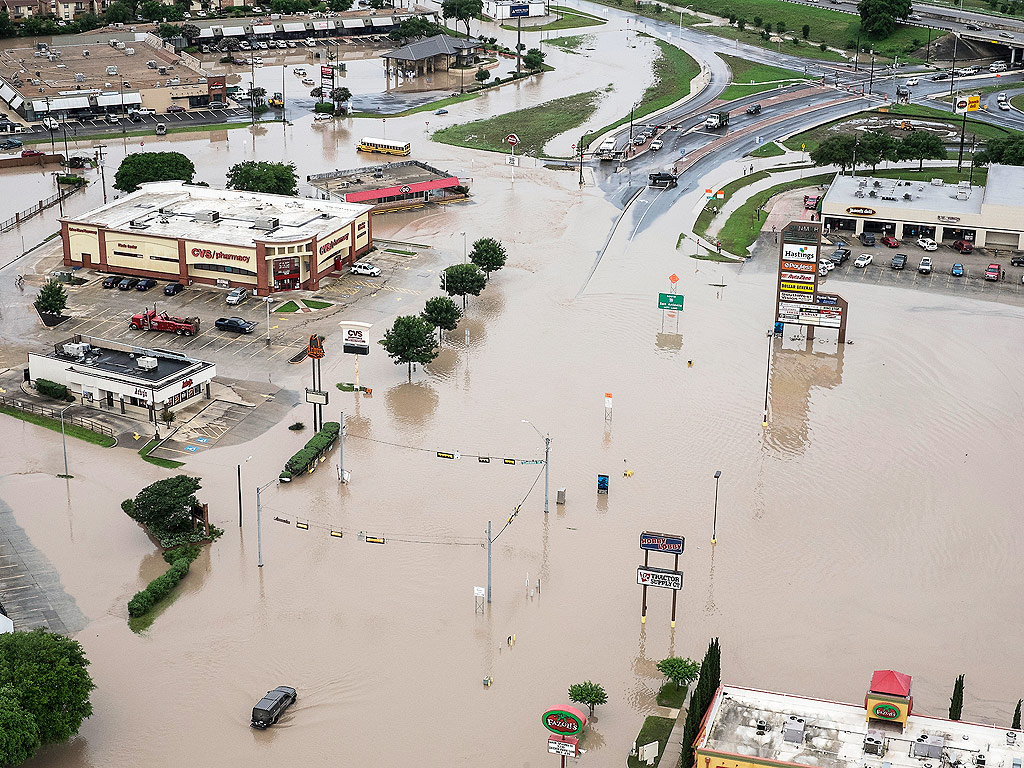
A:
[{"xmin": 481, "ymin": 0, "xmax": 547, "ymax": 20}]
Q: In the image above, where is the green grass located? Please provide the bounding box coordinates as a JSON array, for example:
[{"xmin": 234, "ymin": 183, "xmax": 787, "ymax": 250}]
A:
[
  {"xmin": 694, "ymin": 170, "xmax": 771, "ymax": 240},
  {"xmin": 873, "ymin": 166, "xmax": 988, "ymax": 185},
  {"xmin": 750, "ymin": 141, "xmax": 786, "ymax": 157},
  {"xmin": 275, "ymin": 301, "xmax": 300, "ymax": 313},
  {"xmin": 627, "ymin": 716, "xmax": 676, "ymax": 768},
  {"xmin": 581, "ymin": 38, "xmax": 699, "ymax": 149},
  {"xmin": 0, "ymin": 405, "xmax": 116, "ymax": 447},
  {"xmin": 351, "ymin": 92, "xmax": 480, "ymax": 119},
  {"xmin": 718, "ymin": 173, "xmax": 834, "ymax": 255},
  {"xmin": 138, "ymin": 439, "xmax": 185, "ymax": 469},
  {"xmin": 302, "ymin": 299, "xmax": 332, "ymax": 309},
  {"xmin": 718, "ymin": 54, "xmax": 810, "ymax": 101},
  {"xmin": 657, "ymin": 682, "xmax": 688, "ymax": 709},
  {"xmin": 501, "ymin": 4, "xmax": 605, "ymax": 30},
  {"xmin": 1012, "ymin": 94, "xmax": 1024, "ymax": 112},
  {"xmin": 384, "ymin": 248, "xmax": 416, "ymax": 256},
  {"xmin": 546, "ymin": 34, "xmax": 594, "ymax": 53},
  {"xmin": 433, "ymin": 89, "xmax": 604, "ymax": 156}
]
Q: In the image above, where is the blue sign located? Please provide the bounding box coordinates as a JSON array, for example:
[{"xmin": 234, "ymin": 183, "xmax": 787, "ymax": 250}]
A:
[
  {"xmin": 816, "ymin": 295, "xmax": 838, "ymax": 305},
  {"xmin": 184, "ymin": 445, "xmax": 199, "ymax": 453},
  {"xmin": 509, "ymin": 3, "xmax": 531, "ymax": 16},
  {"xmin": 597, "ymin": 474, "xmax": 609, "ymax": 494},
  {"xmin": 194, "ymin": 437, "xmax": 210, "ymax": 444},
  {"xmin": 640, "ymin": 530, "xmax": 685, "ymax": 553}
]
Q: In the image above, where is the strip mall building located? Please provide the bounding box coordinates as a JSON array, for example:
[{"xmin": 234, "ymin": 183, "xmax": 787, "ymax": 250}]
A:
[
  {"xmin": 695, "ymin": 672, "xmax": 1023, "ymax": 768},
  {"xmin": 60, "ymin": 181, "xmax": 374, "ymax": 294}
]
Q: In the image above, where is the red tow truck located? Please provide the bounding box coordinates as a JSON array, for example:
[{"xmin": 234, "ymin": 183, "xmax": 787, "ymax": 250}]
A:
[{"xmin": 128, "ymin": 309, "xmax": 200, "ymax": 336}]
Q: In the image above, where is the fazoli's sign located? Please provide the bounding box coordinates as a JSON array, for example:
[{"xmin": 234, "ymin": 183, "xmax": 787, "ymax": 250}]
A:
[
  {"xmin": 873, "ymin": 703, "xmax": 901, "ymax": 719},
  {"xmin": 542, "ymin": 707, "xmax": 587, "ymax": 736},
  {"xmin": 191, "ymin": 248, "xmax": 251, "ymax": 263}
]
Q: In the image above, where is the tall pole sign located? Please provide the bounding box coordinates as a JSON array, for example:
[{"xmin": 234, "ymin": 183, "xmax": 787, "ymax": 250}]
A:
[
  {"xmin": 506, "ymin": 133, "xmax": 519, "ymax": 183},
  {"xmin": 509, "ymin": 3, "xmax": 530, "ymax": 74},
  {"xmin": 774, "ymin": 220, "xmax": 849, "ymax": 343},
  {"xmin": 307, "ymin": 334, "xmax": 326, "ymax": 430},
  {"xmin": 339, "ymin": 321, "xmax": 371, "ymax": 392},
  {"xmin": 542, "ymin": 706, "xmax": 586, "ymax": 768},
  {"xmin": 638, "ymin": 531, "xmax": 685, "ymax": 626}
]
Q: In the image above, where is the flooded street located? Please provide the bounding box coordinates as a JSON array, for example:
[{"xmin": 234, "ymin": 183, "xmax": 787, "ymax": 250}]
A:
[{"xmin": 2, "ymin": 142, "xmax": 1024, "ymax": 766}]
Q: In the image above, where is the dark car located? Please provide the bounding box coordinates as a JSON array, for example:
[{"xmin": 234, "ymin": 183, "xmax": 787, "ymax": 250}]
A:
[
  {"xmin": 880, "ymin": 235, "xmax": 900, "ymax": 248},
  {"xmin": 746, "ymin": 103, "xmax": 762, "ymax": 115},
  {"xmin": 215, "ymin": 316, "xmax": 256, "ymax": 333},
  {"xmin": 951, "ymin": 239, "xmax": 973, "ymax": 253},
  {"xmin": 102, "ymin": 275, "xmax": 121, "ymax": 288},
  {"xmin": 118, "ymin": 277, "xmax": 140, "ymax": 290},
  {"xmin": 251, "ymin": 686, "xmax": 296, "ymax": 729},
  {"xmin": 1009, "ymin": 255, "xmax": 1024, "ymax": 266},
  {"xmin": 164, "ymin": 282, "xmax": 185, "ymax": 295},
  {"xmin": 135, "ymin": 278, "xmax": 157, "ymax": 291},
  {"xmin": 891, "ymin": 253, "xmax": 908, "ymax": 270},
  {"xmin": 830, "ymin": 247, "xmax": 851, "ymax": 265},
  {"xmin": 858, "ymin": 231, "xmax": 876, "ymax": 246},
  {"xmin": 966, "ymin": 23, "xmax": 981, "ymax": 30},
  {"xmin": 931, "ymin": 72, "xmax": 951, "ymax": 81},
  {"xmin": 166, "ymin": 105, "xmax": 185, "ymax": 113}
]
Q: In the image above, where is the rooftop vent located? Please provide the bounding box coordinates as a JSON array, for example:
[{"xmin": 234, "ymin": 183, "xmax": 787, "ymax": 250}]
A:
[
  {"xmin": 956, "ymin": 189, "xmax": 970, "ymax": 200},
  {"xmin": 1008, "ymin": 733, "xmax": 1018, "ymax": 746},
  {"xmin": 128, "ymin": 219, "xmax": 149, "ymax": 229},
  {"xmin": 864, "ymin": 730, "xmax": 886, "ymax": 756},
  {"xmin": 755, "ymin": 719, "xmax": 770, "ymax": 735},
  {"xmin": 855, "ymin": 190, "xmax": 866, "ymax": 198},
  {"xmin": 137, "ymin": 356, "xmax": 158, "ymax": 371},
  {"xmin": 977, "ymin": 755, "xmax": 986, "ymax": 767},
  {"xmin": 252, "ymin": 216, "xmax": 280, "ymax": 230},
  {"xmin": 194, "ymin": 209, "xmax": 220, "ymax": 222},
  {"xmin": 904, "ymin": 193, "xmax": 912, "ymax": 200},
  {"xmin": 783, "ymin": 717, "xmax": 805, "ymax": 745},
  {"xmin": 914, "ymin": 735, "xmax": 944, "ymax": 759}
]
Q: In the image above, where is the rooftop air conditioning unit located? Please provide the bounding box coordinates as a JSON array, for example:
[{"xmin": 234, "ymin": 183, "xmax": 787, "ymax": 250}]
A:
[
  {"xmin": 904, "ymin": 193, "xmax": 912, "ymax": 200},
  {"xmin": 864, "ymin": 730, "xmax": 886, "ymax": 756},
  {"xmin": 253, "ymin": 216, "xmax": 280, "ymax": 230},
  {"xmin": 194, "ymin": 209, "xmax": 220, "ymax": 222},
  {"xmin": 956, "ymin": 190, "xmax": 969, "ymax": 200},
  {"xmin": 128, "ymin": 219, "xmax": 149, "ymax": 229},
  {"xmin": 914, "ymin": 736, "xmax": 944, "ymax": 759},
  {"xmin": 62, "ymin": 342, "xmax": 91, "ymax": 358},
  {"xmin": 855, "ymin": 190, "xmax": 865, "ymax": 198},
  {"xmin": 783, "ymin": 717, "xmax": 806, "ymax": 745},
  {"xmin": 137, "ymin": 356, "xmax": 158, "ymax": 370}
]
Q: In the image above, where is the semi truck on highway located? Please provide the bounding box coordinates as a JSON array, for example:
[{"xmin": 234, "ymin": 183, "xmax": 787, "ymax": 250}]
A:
[
  {"xmin": 128, "ymin": 309, "xmax": 200, "ymax": 336},
  {"xmin": 704, "ymin": 111, "xmax": 729, "ymax": 130}
]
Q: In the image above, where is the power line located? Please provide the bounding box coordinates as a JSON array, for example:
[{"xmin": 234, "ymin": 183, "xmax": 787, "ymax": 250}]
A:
[
  {"xmin": 261, "ymin": 505, "xmax": 485, "ymax": 547},
  {"xmin": 490, "ymin": 463, "xmax": 546, "ymax": 545},
  {"xmin": 345, "ymin": 431, "xmax": 542, "ymax": 465}
]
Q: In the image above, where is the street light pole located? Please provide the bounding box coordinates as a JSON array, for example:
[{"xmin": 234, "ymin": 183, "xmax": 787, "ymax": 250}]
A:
[
  {"xmin": 711, "ymin": 470, "xmax": 722, "ymax": 544},
  {"xmin": 487, "ymin": 519, "xmax": 492, "ymax": 603},
  {"xmin": 58, "ymin": 404, "xmax": 73, "ymax": 478},
  {"xmin": 521, "ymin": 419, "xmax": 550, "ymax": 513},
  {"xmin": 238, "ymin": 455, "xmax": 251, "ymax": 527},
  {"xmin": 255, "ymin": 478, "xmax": 276, "ymax": 567}
]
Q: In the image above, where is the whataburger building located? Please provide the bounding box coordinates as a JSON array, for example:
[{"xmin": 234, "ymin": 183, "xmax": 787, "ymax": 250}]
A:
[
  {"xmin": 60, "ymin": 181, "xmax": 374, "ymax": 294},
  {"xmin": 693, "ymin": 672, "xmax": 1023, "ymax": 768}
]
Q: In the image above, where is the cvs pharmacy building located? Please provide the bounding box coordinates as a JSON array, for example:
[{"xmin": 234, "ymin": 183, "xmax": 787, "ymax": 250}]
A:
[{"xmin": 60, "ymin": 181, "xmax": 374, "ymax": 294}]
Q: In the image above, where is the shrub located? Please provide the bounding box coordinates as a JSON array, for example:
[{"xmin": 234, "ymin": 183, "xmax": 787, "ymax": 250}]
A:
[
  {"xmin": 728, "ymin": 12, "xmax": 736, "ymax": 23},
  {"xmin": 313, "ymin": 102, "xmax": 335, "ymax": 114},
  {"xmin": 121, "ymin": 499, "xmax": 134, "ymax": 515},
  {"xmin": 163, "ymin": 543, "xmax": 201, "ymax": 565},
  {"xmin": 281, "ymin": 421, "xmax": 340, "ymax": 479},
  {"xmin": 753, "ymin": 14, "xmax": 762, "ymax": 25},
  {"xmin": 737, "ymin": 17, "xmax": 746, "ymax": 29},
  {"xmin": 820, "ymin": 42, "xmax": 828, "ymax": 51},
  {"xmin": 127, "ymin": 591, "xmax": 154, "ymax": 618},
  {"xmin": 35, "ymin": 378, "xmax": 73, "ymax": 401},
  {"xmin": 846, "ymin": 38, "xmax": 857, "ymax": 49},
  {"xmin": 125, "ymin": 555, "xmax": 193, "ymax": 618},
  {"xmin": 288, "ymin": 422, "xmax": 305, "ymax": 431}
]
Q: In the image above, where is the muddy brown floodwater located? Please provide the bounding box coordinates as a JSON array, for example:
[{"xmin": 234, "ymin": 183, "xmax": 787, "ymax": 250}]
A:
[{"xmin": 2, "ymin": 64, "xmax": 1024, "ymax": 768}]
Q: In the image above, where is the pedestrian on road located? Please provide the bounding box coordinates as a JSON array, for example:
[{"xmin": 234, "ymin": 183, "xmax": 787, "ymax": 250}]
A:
[{"xmin": 1002, "ymin": 269, "xmax": 1006, "ymax": 281}]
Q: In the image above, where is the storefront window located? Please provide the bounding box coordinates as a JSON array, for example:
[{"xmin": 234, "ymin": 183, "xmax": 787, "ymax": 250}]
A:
[
  {"xmin": 273, "ymin": 256, "xmax": 300, "ymax": 291},
  {"xmin": 824, "ymin": 217, "xmax": 856, "ymax": 232}
]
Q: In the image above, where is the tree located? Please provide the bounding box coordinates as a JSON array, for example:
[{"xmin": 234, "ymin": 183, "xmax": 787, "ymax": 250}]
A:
[
  {"xmin": 810, "ymin": 134, "xmax": 858, "ymax": 173},
  {"xmin": 114, "ymin": 151, "xmax": 195, "ymax": 192},
  {"xmin": 181, "ymin": 22, "xmax": 200, "ymax": 41},
  {"xmin": 802, "ymin": 23, "xmax": 810, "ymax": 38},
  {"xmin": 104, "ymin": 1, "xmax": 132, "ymax": 23},
  {"xmin": 421, "ymin": 296, "xmax": 462, "ymax": 344},
  {"xmin": 124, "ymin": 475, "xmax": 203, "ymax": 536},
  {"xmin": 858, "ymin": 130, "xmax": 898, "ymax": 172},
  {"xmin": 441, "ymin": 0, "xmax": 482, "ymax": 38},
  {"xmin": 329, "ymin": 86, "xmax": 352, "ymax": 112},
  {"xmin": 475, "ymin": 68, "xmax": 490, "ymax": 83},
  {"xmin": 388, "ymin": 14, "xmax": 443, "ymax": 42},
  {"xmin": 657, "ymin": 657, "xmax": 700, "ymax": 690},
  {"xmin": 737, "ymin": 17, "xmax": 746, "ymax": 30},
  {"xmin": 469, "ymin": 237, "xmax": 507, "ymax": 279},
  {"xmin": 378, "ymin": 315, "xmax": 438, "ymax": 377},
  {"xmin": 682, "ymin": 638, "xmax": 721, "ymax": 768},
  {"xmin": 0, "ymin": 685, "xmax": 40, "ymax": 767},
  {"xmin": 0, "ymin": 11, "xmax": 16, "ymax": 38},
  {"xmin": 950, "ymin": 674, "xmax": 965, "ymax": 721},
  {"xmin": 523, "ymin": 47, "xmax": 545, "ymax": 70},
  {"xmin": 327, "ymin": 0, "xmax": 352, "ymax": 10},
  {"xmin": 141, "ymin": 0, "xmax": 165, "ymax": 19},
  {"xmin": 775, "ymin": 20, "xmax": 786, "ymax": 32},
  {"xmin": 857, "ymin": 0, "xmax": 911, "ymax": 38},
  {"xmin": 34, "ymin": 280, "xmax": 68, "ymax": 316},
  {"xmin": 249, "ymin": 86, "xmax": 267, "ymax": 108},
  {"xmin": 1013, "ymin": 699, "xmax": 1021, "ymax": 730},
  {"xmin": 753, "ymin": 14, "xmax": 762, "ymax": 25},
  {"xmin": 226, "ymin": 161, "xmax": 298, "ymax": 196},
  {"xmin": 897, "ymin": 131, "xmax": 946, "ymax": 170},
  {"xmin": 975, "ymin": 134, "xmax": 1024, "ymax": 166},
  {"xmin": 157, "ymin": 22, "xmax": 182, "ymax": 39},
  {"xmin": 568, "ymin": 681, "xmax": 607, "ymax": 716},
  {"xmin": 441, "ymin": 263, "xmax": 486, "ymax": 308},
  {"xmin": 0, "ymin": 629, "xmax": 94, "ymax": 753}
]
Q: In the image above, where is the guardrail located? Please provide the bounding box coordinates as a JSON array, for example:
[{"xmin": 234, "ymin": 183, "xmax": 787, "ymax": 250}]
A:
[
  {"xmin": 0, "ymin": 395, "xmax": 115, "ymax": 438},
  {"xmin": 0, "ymin": 183, "xmax": 84, "ymax": 233}
]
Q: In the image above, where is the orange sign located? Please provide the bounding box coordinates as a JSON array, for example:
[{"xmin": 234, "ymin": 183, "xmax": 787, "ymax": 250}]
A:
[
  {"xmin": 307, "ymin": 334, "xmax": 325, "ymax": 359},
  {"xmin": 669, "ymin": 273, "xmax": 679, "ymax": 284}
]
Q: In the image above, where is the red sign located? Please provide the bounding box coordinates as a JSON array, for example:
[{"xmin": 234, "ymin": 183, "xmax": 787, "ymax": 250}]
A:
[
  {"xmin": 669, "ymin": 273, "xmax": 679, "ymax": 284},
  {"xmin": 181, "ymin": 379, "xmax": 193, "ymax": 389},
  {"xmin": 344, "ymin": 176, "xmax": 460, "ymax": 203},
  {"xmin": 542, "ymin": 706, "xmax": 587, "ymax": 736},
  {"xmin": 307, "ymin": 334, "xmax": 325, "ymax": 360},
  {"xmin": 321, "ymin": 65, "xmax": 333, "ymax": 78},
  {"xmin": 191, "ymin": 248, "xmax": 251, "ymax": 263},
  {"xmin": 506, "ymin": 133, "xmax": 519, "ymax": 146},
  {"xmin": 319, "ymin": 233, "xmax": 349, "ymax": 255}
]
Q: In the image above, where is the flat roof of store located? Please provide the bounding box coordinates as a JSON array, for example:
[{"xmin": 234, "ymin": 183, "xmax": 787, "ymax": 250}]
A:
[
  {"xmin": 980, "ymin": 164, "xmax": 1024, "ymax": 208},
  {"xmin": 66, "ymin": 181, "xmax": 371, "ymax": 244},
  {"xmin": 700, "ymin": 685, "xmax": 1024, "ymax": 768},
  {"xmin": 309, "ymin": 160, "xmax": 452, "ymax": 196},
  {"xmin": 45, "ymin": 335, "xmax": 212, "ymax": 385},
  {"xmin": 822, "ymin": 174, "xmax": 984, "ymax": 216}
]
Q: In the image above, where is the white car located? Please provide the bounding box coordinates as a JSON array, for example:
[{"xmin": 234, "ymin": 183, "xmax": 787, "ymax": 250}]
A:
[
  {"xmin": 226, "ymin": 287, "xmax": 249, "ymax": 305},
  {"xmin": 818, "ymin": 259, "xmax": 835, "ymax": 275},
  {"xmin": 313, "ymin": 112, "xmax": 333, "ymax": 121},
  {"xmin": 906, "ymin": 77, "xmax": 919, "ymax": 86},
  {"xmin": 999, "ymin": 101, "xmax": 1011, "ymax": 111},
  {"xmin": 917, "ymin": 237, "xmax": 938, "ymax": 251},
  {"xmin": 650, "ymin": 139, "xmax": 664, "ymax": 150},
  {"xmin": 351, "ymin": 262, "xmax": 381, "ymax": 277},
  {"xmin": 854, "ymin": 253, "xmax": 872, "ymax": 268}
]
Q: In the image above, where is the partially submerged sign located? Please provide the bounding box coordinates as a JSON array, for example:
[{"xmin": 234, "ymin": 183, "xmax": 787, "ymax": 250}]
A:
[
  {"xmin": 637, "ymin": 566, "xmax": 683, "ymax": 590},
  {"xmin": 639, "ymin": 531, "xmax": 685, "ymax": 553}
]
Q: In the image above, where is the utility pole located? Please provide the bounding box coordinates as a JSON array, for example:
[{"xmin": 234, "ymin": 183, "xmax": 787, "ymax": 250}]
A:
[
  {"xmin": 543, "ymin": 433, "xmax": 550, "ymax": 513},
  {"xmin": 854, "ymin": 29, "xmax": 861, "ymax": 71},
  {"xmin": 868, "ymin": 54, "xmax": 875, "ymax": 95},
  {"xmin": 949, "ymin": 35, "xmax": 959, "ymax": 100},
  {"xmin": 95, "ymin": 144, "xmax": 108, "ymax": 204},
  {"xmin": 487, "ymin": 520, "xmax": 492, "ymax": 603},
  {"xmin": 578, "ymin": 137, "xmax": 584, "ymax": 189},
  {"xmin": 338, "ymin": 410, "xmax": 346, "ymax": 483},
  {"xmin": 255, "ymin": 478, "xmax": 276, "ymax": 567}
]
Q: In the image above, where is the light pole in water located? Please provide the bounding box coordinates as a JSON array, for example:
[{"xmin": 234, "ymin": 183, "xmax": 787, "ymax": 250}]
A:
[
  {"xmin": 521, "ymin": 419, "xmax": 551, "ymax": 513},
  {"xmin": 711, "ymin": 470, "xmax": 722, "ymax": 544}
]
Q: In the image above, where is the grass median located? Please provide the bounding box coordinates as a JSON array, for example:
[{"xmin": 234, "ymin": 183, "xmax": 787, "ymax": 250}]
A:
[
  {"xmin": 138, "ymin": 439, "xmax": 185, "ymax": 469},
  {"xmin": 546, "ymin": 34, "xmax": 594, "ymax": 53},
  {"xmin": 750, "ymin": 141, "xmax": 786, "ymax": 157},
  {"xmin": 433, "ymin": 88, "xmax": 605, "ymax": 156},
  {"xmin": 0, "ymin": 405, "xmax": 116, "ymax": 447},
  {"xmin": 718, "ymin": 54, "xmax": 810, "ymax": 101},
  {"xmin": 581, "ymin": 37, "xmax": 699, "ymax": 149},
  {"xmin": 627, "ymin": 716, "xmax": 676, "ymax": 768},
  {"xmin": 694, "ymin": 170, "xmax": 771, "ymax": 241}
]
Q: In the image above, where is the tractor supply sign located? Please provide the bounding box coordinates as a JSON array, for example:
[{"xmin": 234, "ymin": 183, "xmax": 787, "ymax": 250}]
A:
[
  {"xmin": 637, "ymin": 566, "xmax": 684, "ymax": 590},
  {"xmin": 639, "ymin": 531, "xmax": 684, "ymax": 553},
  {"xmin": 873, "ymin": 703, "xmax": 901, "ymax": 719},
  {"xmin": 542, "ymin": 708, "xmax": 587, "ymax": 736}
]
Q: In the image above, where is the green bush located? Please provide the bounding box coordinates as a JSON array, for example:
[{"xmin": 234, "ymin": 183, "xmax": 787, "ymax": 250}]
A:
[
  {"xmin": 163, "ymin": 543, "xmax": 201, "ymax": 565},
  {"xmin": 121, "ymin": 499, "xmax": 134, "ymax": 515},
  {"xmin": 125, "ymin": 556, "xmax": 193, "ymax": 618},
  {"xmin": 35, "ymin": 378, "xmax": 73, "ymax": 401},
  {"xmin": 127, "ymin": 591, "xmax": 154, "ymax": 618},
  {"xmin": 313, "ymin": 102, "xmax": 335, "ymax": 114},
  {"xmin": 280, "ymin": 421, "xmax": 339, "ymax": 479}
]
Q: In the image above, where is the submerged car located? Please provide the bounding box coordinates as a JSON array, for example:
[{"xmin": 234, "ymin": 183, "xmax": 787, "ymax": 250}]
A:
[{"xmin": 251, "ymin": 686, "xmax": 296, "ymax": 728}]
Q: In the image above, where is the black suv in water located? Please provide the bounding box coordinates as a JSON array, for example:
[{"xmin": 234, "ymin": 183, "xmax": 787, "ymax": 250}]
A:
[
  {"xmin": 891, "ymin": 253, "xmax": 908, "ymax": 270},
  {"xmin": 251, "ymin": 686, "xmax": 296, "ymax": 729}
]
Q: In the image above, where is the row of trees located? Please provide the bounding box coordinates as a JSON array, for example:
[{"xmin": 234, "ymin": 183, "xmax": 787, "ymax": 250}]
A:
[
  {"xmin": 810, "ymin": 130, "xmax": 947, "ymax": 173},
  {"xmin": 113, "ymin": 152, "xmax": 299, "ymax": 196},
  {"xmin": 379, "ymin": 238, "xmax": 507, "ymax": 376},
  {"xmin": 681, "ymin": 639, "xmax": 722, "ymax": 768}
]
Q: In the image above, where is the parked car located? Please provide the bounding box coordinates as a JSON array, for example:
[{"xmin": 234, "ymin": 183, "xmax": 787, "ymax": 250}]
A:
[
  {"xmin": 251, "ymin": 686, "xmax": 296, "ymax": 729},
  {"xmin": 1011, "ymin": 255, "xmax": 1024, "ymax": 266},
  {"xmin": 916, "ymin": 237, "xmax": 938, "ymax": 251},
  {"xmin": 166, "ymin": 105, "xmax": 185, "ymax": 113},
  {"xmin": 891, "ymin": 253, "xmax": 908, "ymax": 270},
  {"xmin": 135, "ymin": 278, "xmax": 157, "ymax": 291},
  {"xmin": 858, "ymin": 232, "xmax": 876, "ymax": 246},
  {"xmin": 951, "ymin": 263, "xmax": 964, "ymax": 276},
  {"xmin": 313, "ymin": 113, "xmax": 333, "ymax": 121},
  {"xmin": 952, "ymin": 239, "xmax": 973, "ymax": 253},
  {"xmin": 985, "ymin": 263, "xmax": 1001, "ymax": 281},
  {"xmin": 42, "ymin": 117, "xmax": 60, "ymax": 130},
  {"xmin": 21, "ymin": 149, "xmax": 44, "ymax": 157},
  {"xmin": 208, "ymin": 100, "xmax": 227, "ymax": 109},
  {"xmin": 216, "ymin": 316, "xmax": 257, "ymax": 333},
  {"xmin": 854, "ymin": 253, "xmax": 873, "ymax": 268},
  {"xmin": 918, "ymin": 256, "xmax": 933, "ymax": 274},
  {"xmin": 351, "ymin": 262, "xmax": 382, "ymax": 277},
  {"xmin": 880, "ymin": 235, "xmax": 900, "ymax": 248},
  {"xmin": 105, "ymin": 113, "xmax": 120, "ymax": 124},
  {"xmin": 226, "ymin": 287, "xmax": 249, "ymax": 305},
  {"xmin": 818, "ymin": 259, "xmax": 835, "ymax": 274},
  {"xmin": 163, "ymin": 281, "xmax": 184, "ymax": 295},
  {"xmin": 118, "ymin": 277, "xmax": 140, "ymax": 290},
  {"xmin": 931, "ymin": 72, "xmax": 951, "ymax": 81},
  {"xmin": 1, "ymin": 138, "xmax": 23, "ymax": 149},
  {"xmin": 830, "ymin": 247, "xmax": 851, "ymax": 265},
  {"xmin": 746, "ymin": 103, "xmax": 762, "ymax": 114},
  {"xmin": 102, "ymin": 275, "xmax": 121, "ymax": 288},
  {"xmin": 650, "ymin": 139, "xmax": 664, "ymax": 150}
]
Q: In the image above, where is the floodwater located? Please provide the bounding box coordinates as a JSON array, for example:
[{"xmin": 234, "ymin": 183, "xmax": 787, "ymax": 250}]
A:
[{"xmin": 1, "ymin": 18, "xmax": 1023, "ymax": 768}]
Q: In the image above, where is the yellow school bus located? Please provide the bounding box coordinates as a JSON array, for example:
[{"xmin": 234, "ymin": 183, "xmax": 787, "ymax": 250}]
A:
[{"xmin": 356, "ymin": 137, "xmax": 411, "ymax": 156}]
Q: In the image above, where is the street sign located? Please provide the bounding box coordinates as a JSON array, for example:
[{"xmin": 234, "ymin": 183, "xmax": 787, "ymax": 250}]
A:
[
  {"xmin": 505, "ymin": 155, "xmax": 520, "ymax": 166},
  {"xmin": 437, "ymin": 451, "xmax": 461, "ymax": 460},
  {"xmin": 637, "ymin": 566, "xmax": 683, "ymax": 590},
  {"xmin": 639, "ymin": 531, "xmax": 685, "ymax": 553},
  {"xmin": 307, "ymin": 334, "xmax": 325, "ymax": 359},
  {"xmin": 548, "ymin": 737, "xmax": 579, "ymax": 757},
  {"xmin": 474, "ymin": 586, "xmax": 486, "ymax": 597},
  {"xmin": 597, "ymin": 474, "xmax": 609, "ymax": 494},
  {"xmin": 506, "ymin": 133, "xmax": 520, "ymax": 146},
  {"xmin": 658, "ymin": 293, "xmax": 684, "ymax": 310},
  {"xmin": 668, "ymin": 273, "xmax": 679, "ymax": 284},
  {"xmin": 509, "ymin": 3, "xmax": 531, "ymax": 15},
  {"xmin": 305, "ymin": 388, "xmax": 329, "ymax": 405}
]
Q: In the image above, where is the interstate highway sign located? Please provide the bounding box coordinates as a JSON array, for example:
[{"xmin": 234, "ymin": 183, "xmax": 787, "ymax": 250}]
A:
[{"xmin": 658, "ymin": 293, "xmax": 684, "ymax": 310}]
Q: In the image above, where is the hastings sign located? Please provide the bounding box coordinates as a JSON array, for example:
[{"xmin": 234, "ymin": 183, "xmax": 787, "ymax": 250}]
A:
[{"xmin": 542, "ymin": 707, "xmax": 587, "ymax": 736}]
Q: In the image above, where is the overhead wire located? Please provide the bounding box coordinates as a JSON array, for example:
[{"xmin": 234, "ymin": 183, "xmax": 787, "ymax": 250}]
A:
[{"xmin": 344, "ymin": 431, "xmax": 542, "ymax": 464}]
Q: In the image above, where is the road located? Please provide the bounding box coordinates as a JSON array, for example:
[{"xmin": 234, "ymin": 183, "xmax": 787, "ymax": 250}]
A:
[{"xmin": 779, "ymin": 0, "xmax": 1024, "ymax": 35}]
